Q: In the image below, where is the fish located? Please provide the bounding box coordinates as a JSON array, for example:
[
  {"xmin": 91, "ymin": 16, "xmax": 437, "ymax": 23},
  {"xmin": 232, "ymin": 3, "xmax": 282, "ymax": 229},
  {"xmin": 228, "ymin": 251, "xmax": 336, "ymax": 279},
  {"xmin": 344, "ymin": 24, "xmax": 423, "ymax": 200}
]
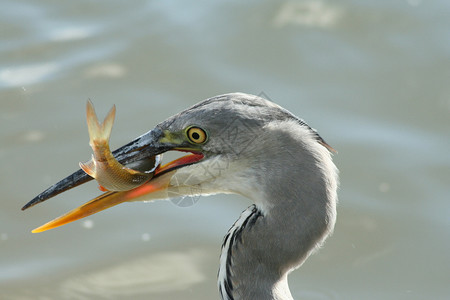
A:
[{"xmin": 79, "ymin": 100, "xmax": 157, "ymax": 191}]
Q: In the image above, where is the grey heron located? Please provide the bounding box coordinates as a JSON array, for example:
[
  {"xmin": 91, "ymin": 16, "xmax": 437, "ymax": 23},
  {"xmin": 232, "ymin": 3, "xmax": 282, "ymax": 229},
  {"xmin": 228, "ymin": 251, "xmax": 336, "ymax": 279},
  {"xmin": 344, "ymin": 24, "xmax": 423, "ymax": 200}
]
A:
[{"xmin": 23, "ymin": 93, "xmax": 339, "ymax": 300}]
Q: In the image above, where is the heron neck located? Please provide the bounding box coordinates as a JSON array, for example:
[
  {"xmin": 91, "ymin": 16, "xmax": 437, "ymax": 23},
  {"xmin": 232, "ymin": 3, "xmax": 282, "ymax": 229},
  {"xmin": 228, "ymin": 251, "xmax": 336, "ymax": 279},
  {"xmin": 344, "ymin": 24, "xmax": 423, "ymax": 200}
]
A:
[
  {"xmin": 218, "ymin": 124, "xmax": 338, "ymax": 300},
  {"xmin": 219, "ymin": 205, "xmax": 297, "ymax": 300}
]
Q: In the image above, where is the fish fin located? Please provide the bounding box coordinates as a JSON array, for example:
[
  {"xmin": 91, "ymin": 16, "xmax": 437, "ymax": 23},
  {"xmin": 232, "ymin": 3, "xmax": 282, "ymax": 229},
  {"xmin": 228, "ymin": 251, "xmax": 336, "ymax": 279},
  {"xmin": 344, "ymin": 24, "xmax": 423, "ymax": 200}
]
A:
[
  {"xmin": 85, "ymin": 100, "xmax": 116, "ymax": 144},
  {"xmin": 86, "ymin": 100, "xmax": 102, "ymax": 144},
  {"xmin": 101, "ymin": 104, "xmax": 116, "ymax": 141},
  {"xmin": 79, "ymin": 157, "xmax": 96, "ymax": 178},
  {"xmin": 98, "ymin": 185, "xmax": 109, "ymax": 192}
]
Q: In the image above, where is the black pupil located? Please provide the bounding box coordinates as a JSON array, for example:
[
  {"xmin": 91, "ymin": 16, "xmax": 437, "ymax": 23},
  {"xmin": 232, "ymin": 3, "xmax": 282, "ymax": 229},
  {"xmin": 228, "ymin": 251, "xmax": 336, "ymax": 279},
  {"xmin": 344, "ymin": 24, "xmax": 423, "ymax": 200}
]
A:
[{"xmin": 191, "ymin": 131, "xmax": 200, "ymax": 140}]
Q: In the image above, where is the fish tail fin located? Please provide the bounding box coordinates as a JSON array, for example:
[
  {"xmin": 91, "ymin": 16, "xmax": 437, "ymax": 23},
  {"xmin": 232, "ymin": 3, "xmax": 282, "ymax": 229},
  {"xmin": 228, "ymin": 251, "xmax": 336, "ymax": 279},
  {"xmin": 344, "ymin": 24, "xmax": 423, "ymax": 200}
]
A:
[
  {"xmin": 79, "ymin": 155, "xmax": 96, "ymax": 178},
  {"xmin": 85, "ymin": 100, "xmax": 116, "ymax": 144}
]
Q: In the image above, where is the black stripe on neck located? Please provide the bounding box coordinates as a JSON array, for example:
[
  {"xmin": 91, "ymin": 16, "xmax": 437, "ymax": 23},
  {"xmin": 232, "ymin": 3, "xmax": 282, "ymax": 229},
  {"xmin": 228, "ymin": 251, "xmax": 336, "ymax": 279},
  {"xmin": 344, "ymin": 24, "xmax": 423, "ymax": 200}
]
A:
[{"xmin": 219, "ymin": 205, "xmax": 263, "ymax": 300}]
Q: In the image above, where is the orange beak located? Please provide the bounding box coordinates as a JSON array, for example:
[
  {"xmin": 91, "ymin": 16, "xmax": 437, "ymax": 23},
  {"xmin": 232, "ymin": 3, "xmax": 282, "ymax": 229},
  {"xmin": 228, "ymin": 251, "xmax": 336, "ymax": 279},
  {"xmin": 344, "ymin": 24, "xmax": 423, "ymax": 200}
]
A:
[{"xmin": 31, "ymin": 153, "xmax": 204, "ymax": 233}]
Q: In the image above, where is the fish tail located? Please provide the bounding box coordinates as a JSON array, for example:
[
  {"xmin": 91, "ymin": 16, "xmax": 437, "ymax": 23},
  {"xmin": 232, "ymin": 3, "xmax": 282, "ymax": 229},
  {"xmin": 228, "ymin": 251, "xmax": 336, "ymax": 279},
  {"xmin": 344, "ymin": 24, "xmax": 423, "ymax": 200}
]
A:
[
  {"xmin": 85, "ymin": 100, "xmax": 116, "ymax": 143},
  {"xmin": 79, "ymin": 155, "xmax": 96, "ymax": 178}
]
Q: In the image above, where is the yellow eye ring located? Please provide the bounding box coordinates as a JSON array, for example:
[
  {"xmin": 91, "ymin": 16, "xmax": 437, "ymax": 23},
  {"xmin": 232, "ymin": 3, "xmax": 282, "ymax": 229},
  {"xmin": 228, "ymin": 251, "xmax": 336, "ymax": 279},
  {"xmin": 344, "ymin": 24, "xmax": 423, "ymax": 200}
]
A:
[{"xmin": 186, "ymin": 126, "xmax": 208, "ymax": 144}]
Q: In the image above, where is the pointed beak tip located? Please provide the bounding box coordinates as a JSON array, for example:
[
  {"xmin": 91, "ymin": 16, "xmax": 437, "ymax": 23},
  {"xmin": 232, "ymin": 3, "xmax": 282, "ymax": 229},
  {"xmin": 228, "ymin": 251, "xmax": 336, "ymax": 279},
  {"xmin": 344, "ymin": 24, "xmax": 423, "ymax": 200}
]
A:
[{"xmin": 31, "ymin": 226, "xmax": 47, "ymax": 234}]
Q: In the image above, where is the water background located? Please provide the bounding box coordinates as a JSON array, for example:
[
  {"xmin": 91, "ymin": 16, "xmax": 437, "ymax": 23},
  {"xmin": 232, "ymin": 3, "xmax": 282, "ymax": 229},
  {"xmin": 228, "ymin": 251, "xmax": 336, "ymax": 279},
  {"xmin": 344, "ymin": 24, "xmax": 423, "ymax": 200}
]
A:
[{"xmin": 1, "ymin": 1, "xmax": 449, "ymax": 299}]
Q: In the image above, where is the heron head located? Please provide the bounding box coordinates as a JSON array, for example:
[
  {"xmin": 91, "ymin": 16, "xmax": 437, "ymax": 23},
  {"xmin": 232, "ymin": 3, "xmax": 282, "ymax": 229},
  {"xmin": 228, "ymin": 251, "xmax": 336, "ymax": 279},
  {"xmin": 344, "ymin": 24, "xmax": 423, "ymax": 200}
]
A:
[
  {"xmin": 28, "ymin": 93, "xmax": 335, "ymax": 232},
  {"xmin": 103, "ymin": 93, "xmax": 279, "ymax": 202}
]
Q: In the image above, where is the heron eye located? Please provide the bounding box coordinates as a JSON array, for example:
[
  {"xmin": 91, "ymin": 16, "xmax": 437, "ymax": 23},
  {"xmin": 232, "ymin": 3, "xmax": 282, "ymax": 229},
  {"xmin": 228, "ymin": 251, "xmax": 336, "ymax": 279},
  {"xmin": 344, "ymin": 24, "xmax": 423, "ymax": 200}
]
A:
[{"xmin": 187, "ymin": 126, "xmax": 208, "ymax": 144}]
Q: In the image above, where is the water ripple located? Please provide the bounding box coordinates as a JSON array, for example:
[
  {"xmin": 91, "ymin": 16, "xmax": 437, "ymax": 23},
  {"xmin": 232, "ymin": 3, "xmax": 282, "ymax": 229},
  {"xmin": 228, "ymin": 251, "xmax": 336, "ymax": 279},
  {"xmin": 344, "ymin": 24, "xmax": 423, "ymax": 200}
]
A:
[{"xmin": 0, "ymin": 63, "xmax": 58, "ymax": 87}]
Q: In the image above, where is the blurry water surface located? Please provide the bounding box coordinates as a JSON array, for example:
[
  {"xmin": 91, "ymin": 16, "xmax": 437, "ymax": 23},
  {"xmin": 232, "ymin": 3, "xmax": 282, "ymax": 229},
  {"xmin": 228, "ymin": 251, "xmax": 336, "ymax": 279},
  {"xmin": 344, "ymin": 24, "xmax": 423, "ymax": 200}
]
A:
[{"xmin": 1, "ymin": 1, "xmax": 449, "ymax": 299}]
